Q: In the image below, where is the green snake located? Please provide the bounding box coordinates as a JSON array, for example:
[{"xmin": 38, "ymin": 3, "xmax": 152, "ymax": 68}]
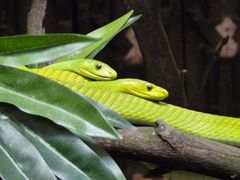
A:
[
  {"xmin": 44, "ymin": 58, "xmax": 117, "ymax": 81},
  {"xmin": 18, "ymin": 59, "xmax": 117, "ymax": 83},
  {"xmin": 64, "ymin": 79, "xmax": 169, "ymax": 101},
  {"xmin": 19, "ymin": 60, "xmax": 240, "ymax": 147},
  {"xmin": 65, "ymin": 84, "xmax": 240, "ymax": 147}
]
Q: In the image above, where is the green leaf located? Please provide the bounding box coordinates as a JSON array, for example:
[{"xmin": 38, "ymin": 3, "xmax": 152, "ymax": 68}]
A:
[
  {"xmin": 0, "ymin": 66, "xmax": 121, "ymax": 139},
  {"xmin": 9, "ymin": 118, "xmax": 91, "ymax": 180},
  {"xmin": 0, "ymin": 34, "xmax": 97, "ymax": 66},
  {"xmin": 86, "ymin": 14, "xmax": 142, "ymax": 59},
  {"xmin": 0, "ymin": 104, "xmax": 126, "ymax": 180},
  {"xmin": 0, "ymin": 115, "xmax": 56, "ymax": 180},
  {"xmin": 119, "ymin": 14, "xmax": 142, "ymax": 34},
  {"xmin": 46, "ymin": 132, "xmax": 125, "ymax": 180},
  {"xmin": 0, "ymin": 34, "xmax": 95, "ymax": 54},
  {"xmin": 80, "ymin": 135, "xmax": 126, "ymax": 180},
  {"xmin": 56, "ymin": 10, "xmax": 135, "ymax": 61},
  {"xmin": 87, "ymin": 11, "xmax": 133, "ymax": 38},
  {"xmin": 0, "ymin": 146, "xmax": 28, "ymax": 180}
]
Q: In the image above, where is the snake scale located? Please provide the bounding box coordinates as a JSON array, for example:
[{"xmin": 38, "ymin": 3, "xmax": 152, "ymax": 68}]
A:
[
  {"xmin": 66, "ymin": 84, "xmax": 240, "ymax": 147},
  {"xmin": 19, "ymin": 59, "xmax": 240, "ymax": 147}
]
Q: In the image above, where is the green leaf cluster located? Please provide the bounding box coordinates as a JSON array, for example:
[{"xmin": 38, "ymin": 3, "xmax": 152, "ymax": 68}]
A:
[{"xmin": 0, "ymin": 11, "xmax": 140, "ymax": 180}]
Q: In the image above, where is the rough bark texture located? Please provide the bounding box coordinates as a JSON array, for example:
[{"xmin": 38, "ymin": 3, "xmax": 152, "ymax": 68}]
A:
[
  {"xmin": 27, "ymin": 0, "xmax": 47, "ymax": 35},
  {"xmin": 96, "ymin": 121, "xmax": 240, "ymax": 179},
  {"xmin": 128, "ymin": 0, "xmax": 187, "ymax": 107}
]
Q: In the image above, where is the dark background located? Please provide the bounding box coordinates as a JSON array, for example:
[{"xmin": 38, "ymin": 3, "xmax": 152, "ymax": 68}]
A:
[{"xmin": 1, "ymin": 0, "xmax": 239, "ymax": 179}]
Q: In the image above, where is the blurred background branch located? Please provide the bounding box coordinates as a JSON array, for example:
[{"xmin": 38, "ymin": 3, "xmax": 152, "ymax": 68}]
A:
[{"xmin": 27, "ymin": 0, "xmax": 47, "ymax": 34}]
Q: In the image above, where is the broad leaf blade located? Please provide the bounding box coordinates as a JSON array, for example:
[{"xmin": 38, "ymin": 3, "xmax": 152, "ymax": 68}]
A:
[
  {"xmin": 80, "ymin": 135, "xmax": 126, "ymax": 180},
  {"xmin": 0, "ymin": 116, "xmax": 56, "ymax": 180},
  {"xmin": 56, "ymin": 10, "xmax": 134, "ymax": 61},
  {"xmin": 0, "ymin": 34, "xmax": 96, "ymax": 54},
  {"xmin": 0, "ymin": 34, "xmax": 97, "ymax": 66},
  {"xmin": 0, "ymin": 66, "xmax": 121, "ymax": 139},
  {"xmin": 0, "ymin": 104, "xmax": 126, "ymax": 180},
  {"xmin": 9, "ymin": 119, "xmax": 91, "ymax": 180},
  {"xmin": 46, "ymin": 132, "xmax": 124, "ymax": 180},
  {"xmin": 0, "ymin": 145, "xmax": 28, "ymax": 180}
]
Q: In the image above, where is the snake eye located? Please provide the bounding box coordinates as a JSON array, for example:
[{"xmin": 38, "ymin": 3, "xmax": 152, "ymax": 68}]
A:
[
  {"xmin": 96, "ymin": 64, "xmax": 102, "ymax": 70},
  {"xmin": 147, "ymin": 84, "xmax": 153, "ymax": 91}
]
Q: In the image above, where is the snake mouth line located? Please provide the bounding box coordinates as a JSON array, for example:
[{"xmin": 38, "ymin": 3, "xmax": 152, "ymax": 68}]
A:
[
  {"xmin": 129, "ymin": 89, "xmax": 154, "ymax": 99},
  {"xmin": 129, "ymin": 89, "xmax": 166, "ymax": 100},
  {"xmin": 78, "ymin": 68, "xmax": 111, "ymax": 80}
]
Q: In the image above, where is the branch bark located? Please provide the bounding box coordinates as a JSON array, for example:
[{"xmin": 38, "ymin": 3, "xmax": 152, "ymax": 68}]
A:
[
  {"xmin": 27, "ymin": 0, "xmax": 47, "ymax": 35},
  {"xmin": 95, "ymin": 121, "xmax": 240, "ymax": 179}
]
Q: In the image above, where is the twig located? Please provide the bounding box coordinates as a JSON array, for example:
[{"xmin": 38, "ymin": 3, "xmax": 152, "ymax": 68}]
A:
[{"xmin": 196, "ymin": 36, "xmax": 229, "ymax": 95}]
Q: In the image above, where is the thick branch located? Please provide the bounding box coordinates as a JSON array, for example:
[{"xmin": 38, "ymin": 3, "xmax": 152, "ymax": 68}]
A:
[
  {"xmin": 27, "ymin": 0, "xmax": 47, "ymax": 34},
  {"xmin": 96, "ymin": 121, "xmax": 240, "ymax": 179}
]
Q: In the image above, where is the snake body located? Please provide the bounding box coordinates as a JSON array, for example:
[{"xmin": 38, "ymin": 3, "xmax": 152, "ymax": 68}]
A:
[
  {"xmin": 65, "ymin": 84, "xmax": 240, "ymax": 147},
  {"xmin": 18, "ymin": 66, "xmax": 88, "ymax": 83},
  {"xmin": 19, "ymin": 62, "xmax": 240, "ymax": 147}
]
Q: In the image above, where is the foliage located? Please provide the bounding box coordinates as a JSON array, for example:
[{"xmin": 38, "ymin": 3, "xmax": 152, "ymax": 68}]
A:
[
  {"xmin": 0, "ymin": 34, "xmax": 97, "ymax": 66},
  {"xmin": 0, "ymin": 11, "xmax": 139, "ymax": 180}
]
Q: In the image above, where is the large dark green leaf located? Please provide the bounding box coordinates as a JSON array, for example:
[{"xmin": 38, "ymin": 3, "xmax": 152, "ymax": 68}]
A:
[
  {"xmin": 0, "ymin": 66, "xmax": 121, "ymax": 139},
  {"xmin": 0, "ymin": 34, "xmax": 97, "ymax": 66},
  {"xmin": 0, "ymin": 104, "xmax": 126, "ymax": 180},
  {"xmin": 56, "ymin": 11, "xmax": 136, "ymax": 61},
  {"xmin": 0, "ymin": 145, "xmax": 27, "ymax": 180},
  {"xmin": 0, "ymin": 115, "xmax": 56, "ymax": 180},
  {"xmin": 9, "ymin": 118, "xmax": 91, "ymax": 180},
  {"xmin": 80, "ymin": 135, "xmax": 126, "ymax": 180},
  {"xmin": 0, "ymin": 34, "xmax": 96, "ymax": 54}
]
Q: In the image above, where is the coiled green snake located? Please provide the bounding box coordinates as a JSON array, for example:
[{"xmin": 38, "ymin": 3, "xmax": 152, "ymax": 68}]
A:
[{"xmin": 19, "ymin": 59, "xmax": 240, "ymax": 147}]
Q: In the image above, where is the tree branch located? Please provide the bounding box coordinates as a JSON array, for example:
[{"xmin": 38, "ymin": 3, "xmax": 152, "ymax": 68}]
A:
[
  {"xmin": 95, "ymin": 121, "xmax": 240, "ymax": 179},
  {"xmin": 27, "ymin": 0, "xmax": 47, "ymax": 35}
]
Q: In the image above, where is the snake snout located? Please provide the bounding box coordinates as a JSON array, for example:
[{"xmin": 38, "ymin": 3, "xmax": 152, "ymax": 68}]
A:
[
  {"xmin": 109, "ymin": 70, "xmax": 117, "ymax": 79},
  {"xmin": 161, "ymin": 89, "xmax": 169, "ymax": 98}
]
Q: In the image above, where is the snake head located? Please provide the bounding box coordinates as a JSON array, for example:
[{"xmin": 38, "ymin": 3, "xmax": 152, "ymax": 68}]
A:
[
  {"xmin": 74, "ymin": 59, "xmax": 117, "ymax": 80},
  {"xmin": 45, "ymin": 59, "xmax": 117, "ymax": 81},
  {"xmin": 120, "ymin": 79, "xmax": 169, "ymax": 100}
]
